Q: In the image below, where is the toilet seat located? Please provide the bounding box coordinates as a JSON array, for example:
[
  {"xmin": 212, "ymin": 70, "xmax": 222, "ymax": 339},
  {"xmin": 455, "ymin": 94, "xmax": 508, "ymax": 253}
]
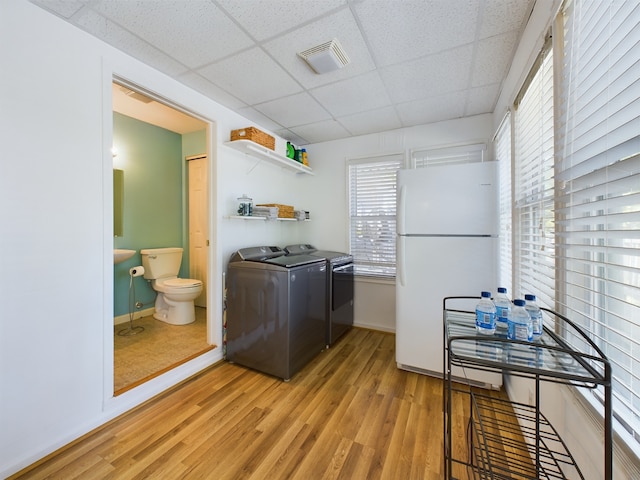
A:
[{"xmin": 162, "ymin": 278, "xmax": 202, "ymax": 289}]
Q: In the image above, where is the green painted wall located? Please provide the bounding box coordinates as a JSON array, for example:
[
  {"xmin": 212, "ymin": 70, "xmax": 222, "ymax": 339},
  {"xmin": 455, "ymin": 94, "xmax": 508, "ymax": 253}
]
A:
[
  {"xmin": 182, "ymin": 130, "xmax": 206, "ymax": 158},
  {"xmin": 113, "ymin": 112, "xmax": 184, "ymax": 317}
]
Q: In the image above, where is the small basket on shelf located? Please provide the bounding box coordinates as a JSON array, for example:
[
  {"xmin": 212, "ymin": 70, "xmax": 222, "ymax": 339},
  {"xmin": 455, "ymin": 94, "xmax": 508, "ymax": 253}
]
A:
[{"xmin": 230, "ymin": 127, "xmax": 275, "ymax": 151}]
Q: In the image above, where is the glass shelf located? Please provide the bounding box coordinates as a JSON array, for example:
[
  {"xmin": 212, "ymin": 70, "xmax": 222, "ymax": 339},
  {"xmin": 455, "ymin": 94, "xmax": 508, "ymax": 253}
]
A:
[
  {"xmin": 445, "ymin": 310, "xmax": 606, "ymax": 386},
  {"xmin": 224, "ymin": 139, "xmax": 314, "ymax": 175}
]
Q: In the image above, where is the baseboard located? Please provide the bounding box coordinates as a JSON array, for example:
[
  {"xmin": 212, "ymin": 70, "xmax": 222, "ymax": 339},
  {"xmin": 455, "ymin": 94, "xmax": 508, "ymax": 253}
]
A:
[
  {"xmin": 114, "ymin": 307, "xmax": 155, "ymax": 325},
  {"xmin": 353, "ymin": 320, "xmax": 394, "ymax": 333}
]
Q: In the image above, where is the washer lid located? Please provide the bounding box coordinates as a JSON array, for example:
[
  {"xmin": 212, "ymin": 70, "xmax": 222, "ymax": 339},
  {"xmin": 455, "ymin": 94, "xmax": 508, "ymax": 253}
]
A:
[
  {"xmin": 262, "ymin": 254, "xmax": 325, "ymax": 268},
  {"xmin": 313, "ymin": 250, "xmax": 353, "ymax": 264},
  {"xmin": 284, "ymin": 244, "xmax": 316, "ymax": 255},
  {"xmin": 163, "ymin": 278, "xmax": 202, "ymax": 288}
]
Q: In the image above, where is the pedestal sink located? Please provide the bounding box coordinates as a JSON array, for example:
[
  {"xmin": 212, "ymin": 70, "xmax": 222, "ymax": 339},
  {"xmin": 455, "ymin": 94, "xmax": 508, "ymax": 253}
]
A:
[{"xmin": 114, "ymin": 249, "xmax": 136, "ymax": 264}]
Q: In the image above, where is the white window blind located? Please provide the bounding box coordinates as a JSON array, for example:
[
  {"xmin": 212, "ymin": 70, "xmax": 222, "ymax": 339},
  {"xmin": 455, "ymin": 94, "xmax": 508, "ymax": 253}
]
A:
[
  {"xmin": 557, "ymin": 0, "xmax": 640, "ymax": 450},
  {"xmin": 513, "ymin": 43, "xmax": 555, "ymax": 309},
  {"xmin": 495, "ymin": 113, "xmax": 513, "ymax": 290},
  {"xmin": 412, "ymin": 143, "xmax": 485, "ymax": 168},
  {"xmin": 348, "ymin": 154, "xmax": 403, "ymax": 277}
]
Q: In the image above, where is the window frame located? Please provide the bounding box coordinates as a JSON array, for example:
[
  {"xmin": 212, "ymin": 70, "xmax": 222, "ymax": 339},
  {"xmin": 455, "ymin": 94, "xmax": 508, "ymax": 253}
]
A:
[{"xmin": 347, "ymin": 153, "xmax": 404, "ymax": 278}]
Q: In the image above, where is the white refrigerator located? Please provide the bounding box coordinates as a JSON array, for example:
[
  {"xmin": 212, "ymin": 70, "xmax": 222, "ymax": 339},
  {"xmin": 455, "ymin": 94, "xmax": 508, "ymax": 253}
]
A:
[{"xmin": 395, "ymin": 161, "xmax": 502, "ymax": 388}]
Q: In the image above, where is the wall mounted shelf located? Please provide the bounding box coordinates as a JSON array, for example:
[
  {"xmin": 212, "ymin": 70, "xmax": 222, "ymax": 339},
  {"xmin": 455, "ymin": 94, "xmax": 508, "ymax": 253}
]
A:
[
  {"xmin": 228, "ymin": 215, "xmax": 266, "ymax": 220},
  {"xmin": 227, "ymin": 215, "xmax": 308, "ymax": 222},
  {"xmin": 224, "ymin": 139, "xmax": 314, "ymax": 175}
]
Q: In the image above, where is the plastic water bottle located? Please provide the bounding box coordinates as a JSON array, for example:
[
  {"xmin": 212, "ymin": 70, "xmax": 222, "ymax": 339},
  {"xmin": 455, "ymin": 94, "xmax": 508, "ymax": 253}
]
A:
[
  {"xmin": 494, "ymin": 287, "xmax": 511, "ymax": 331},
  {"xmin": 524, "ymin": 294, "xmax": 543, "ymax": 339},
  {"xmin": 475, "ymin": 291, "xmax": 496, "ymax": 335},
  {"xmin": 507, "ymin": 299, "xmax": 533, "ymax": 342}
]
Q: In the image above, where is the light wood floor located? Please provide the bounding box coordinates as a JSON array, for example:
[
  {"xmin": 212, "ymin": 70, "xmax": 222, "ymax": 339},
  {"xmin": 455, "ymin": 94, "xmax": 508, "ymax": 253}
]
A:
[{"xmin": 14, "ymin": 328, "xmax": 517, "ymax": 480}]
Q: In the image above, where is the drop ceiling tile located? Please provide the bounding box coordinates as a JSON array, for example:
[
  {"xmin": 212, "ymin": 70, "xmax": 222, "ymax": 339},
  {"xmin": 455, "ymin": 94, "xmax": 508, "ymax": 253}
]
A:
[
  {"xmin": 471, "ymin": 32, "xmax": 519, "ymax": 87},
  {"xmin": 235, "ymin": 107, "xmax": 284, "ymax": 133},
  {"xmin": 198, "ymin": 47, "xmax": 302, "ymax": 105},
  {"xmin": 29, "ymin": 0, "xmax": 85, "ymax": 18},
  {"xmin": 290, "ymin": 119, "xmax": 351, "ymax": 144},
  {"xmin": 353, "ymin": 0, "xmax": 480, "ymax": 67},
  {"xmin": 217, "ymin": 0, "xmax": 346, "ymax": 42},
  {"xmin": 479, "ymin": 0, "xmax": 535, "ymax": 39},
  {"xmin": 74, "ymin": 8, "xmax": 188, "ymax": 77},
  {"xmin": 91, "ymin": 0, "xmax": 254, "ymax": 68},
  {"xmin": 465, "ymin": 84, "xmax": 500, "ymax": 116},
  {"xmin": 274, "ymin": 129, "xmax": 309, "ymax": 146},
  {"xmin": 381, "ymin": 45, "xmax": 473, "ymax": 104},
  {"xmin": 263, "ymin": 8, "xmax": 375, "ymax": 90},
  {"xmin": 338, "ymin": 106, "xmax": 402, "ymax": 136},
  {"xmin": 254, "ymin": 92, "xmax": 331, "ymax": 127},
  {"xmin": 177, "ymin": 72, "xmax": 247, "ymax": 110},
  {"xmin": 396, "ymin": 92, "xmax": 466, "ymax": 127},
  {"xmin": 310, "ymin": 71, "xmax": 391, "ymax": 117}
]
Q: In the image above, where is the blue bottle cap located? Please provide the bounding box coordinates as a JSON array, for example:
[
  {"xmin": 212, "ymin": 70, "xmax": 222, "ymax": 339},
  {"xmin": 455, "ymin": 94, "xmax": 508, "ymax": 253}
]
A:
[
  {"xmin": 514, "ymin": 299, "xmax": 525, "ymax": 307},
  {"xmin": 481, "ymin": 291, "xmax": 491, "ymax": 298},
  {"xmin": 497, "ymin": 287, "xmax": 507, "ymax": 293},
  {"xmin": 524, "ymin": 294, "xmax": 536, "ymax": 301}
]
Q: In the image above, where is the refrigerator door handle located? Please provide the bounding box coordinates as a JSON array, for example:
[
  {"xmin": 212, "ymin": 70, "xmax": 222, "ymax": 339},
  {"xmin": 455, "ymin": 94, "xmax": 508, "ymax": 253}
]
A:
[
  {"xmin": 397, "ymin": 184, "xmax": 406, "ymax": 235},
  {"xmin": 398, "ymin": 235, "xmax": 405, "ymax": 287}
]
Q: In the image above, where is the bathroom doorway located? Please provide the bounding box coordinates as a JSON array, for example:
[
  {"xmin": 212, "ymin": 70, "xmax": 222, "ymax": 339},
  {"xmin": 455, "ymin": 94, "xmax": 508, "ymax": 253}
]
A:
[{"xmin": 112, "ymin": 80, "xmax": 213, "ymax": 394}]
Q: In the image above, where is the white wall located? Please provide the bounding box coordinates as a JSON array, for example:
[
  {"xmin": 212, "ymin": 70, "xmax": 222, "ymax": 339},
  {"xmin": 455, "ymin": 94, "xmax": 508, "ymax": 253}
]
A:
[{"xmin": 0, "ymin": 1, "xmax": 309, "ymax": 477}]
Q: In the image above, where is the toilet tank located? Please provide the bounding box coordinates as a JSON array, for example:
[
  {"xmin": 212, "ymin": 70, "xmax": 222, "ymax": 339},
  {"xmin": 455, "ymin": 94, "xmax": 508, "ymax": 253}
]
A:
[{"xmin": 140, "ymin": 247, "xmax": 183, "ymax": 279}]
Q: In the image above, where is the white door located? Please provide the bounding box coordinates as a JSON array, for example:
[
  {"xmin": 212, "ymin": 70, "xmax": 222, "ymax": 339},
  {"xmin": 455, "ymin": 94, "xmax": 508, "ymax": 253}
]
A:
[{"xmin": 188, "ymin": 155, "xmax": 207, "ymax": 307}]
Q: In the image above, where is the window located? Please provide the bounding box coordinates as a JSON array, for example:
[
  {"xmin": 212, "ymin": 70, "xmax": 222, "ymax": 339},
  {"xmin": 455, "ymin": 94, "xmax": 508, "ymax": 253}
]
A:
[
  {"xmin": 495, "ymin": 113, "xmax": 513, "ymax": 290},
  {"xmin": 557, "ymin": 0, "xmax": 640, "ymax": 452},
  {"xmin": 348, "ymin": 154, "xmax": 403, "ymax": 277},
  {"xmin": 513, "ymin": 40, "xmax": 555, "ymax": 310},
  {"xmin": 503, "ymin": 0, "xmax": 640, "ymax": 456}
]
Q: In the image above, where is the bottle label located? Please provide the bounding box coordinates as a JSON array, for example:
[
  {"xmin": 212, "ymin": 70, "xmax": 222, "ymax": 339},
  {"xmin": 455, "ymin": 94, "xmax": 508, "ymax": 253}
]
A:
[
  {"xmin": 533, "ymin": 312, "xmax": 543, "ymax": 335},
  {"xmin": 475, "ymin": 309, "xmax": 496, "ymax": 331},
  {"xmin": 526, "ymin": 307, "xmax": 543, "ymax": 336},
  {"xmin": 508, "ymin": 321, "xmax": 533, "ymax": 342},
  {"xmin": 496, "ymin": 305, "xmax": 510, "ymax": 327}
]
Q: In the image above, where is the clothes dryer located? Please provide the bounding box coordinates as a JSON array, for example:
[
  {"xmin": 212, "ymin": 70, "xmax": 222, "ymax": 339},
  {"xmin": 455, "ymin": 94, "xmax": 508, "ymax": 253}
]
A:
[{"xmin": 285, "ymin": 244, "xmax": 354, "ymax": 347}]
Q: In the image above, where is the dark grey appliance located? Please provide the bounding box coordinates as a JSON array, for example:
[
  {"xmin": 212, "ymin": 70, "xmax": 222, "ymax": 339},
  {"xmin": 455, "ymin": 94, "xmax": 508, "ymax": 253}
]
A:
[
  {"xmin": 285, "ymin": 244, "xmax": 354, "ymax": 347},
  {"xmin": 226, "ymin": 246, "xmax": 327, "ymax": 381}
]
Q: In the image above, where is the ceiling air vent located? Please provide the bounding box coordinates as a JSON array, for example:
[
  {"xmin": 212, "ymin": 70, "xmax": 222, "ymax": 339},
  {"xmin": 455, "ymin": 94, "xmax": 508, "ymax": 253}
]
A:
[{"xmin": 298, "ymin": 39, "xmax": 350, "ymax": 74}]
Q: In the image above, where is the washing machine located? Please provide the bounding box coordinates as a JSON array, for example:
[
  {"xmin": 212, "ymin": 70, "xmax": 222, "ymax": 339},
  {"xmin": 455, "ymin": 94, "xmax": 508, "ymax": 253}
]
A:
[{"xmin": 226, "ymin": 246, "xmax": 327, "ymax": 381}]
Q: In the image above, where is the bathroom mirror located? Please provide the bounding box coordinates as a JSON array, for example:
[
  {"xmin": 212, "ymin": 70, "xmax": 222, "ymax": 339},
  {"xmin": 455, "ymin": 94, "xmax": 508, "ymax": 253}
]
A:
[{"xmin": 114, "ymin": 169, "xmax": 124, "ymax": 237}]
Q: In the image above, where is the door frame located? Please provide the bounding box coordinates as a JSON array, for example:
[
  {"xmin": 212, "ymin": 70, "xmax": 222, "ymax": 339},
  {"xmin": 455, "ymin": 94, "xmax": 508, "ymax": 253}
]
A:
[{"xmin": 103, "ymin": 63, "xmax": 221, "ymax": 411}]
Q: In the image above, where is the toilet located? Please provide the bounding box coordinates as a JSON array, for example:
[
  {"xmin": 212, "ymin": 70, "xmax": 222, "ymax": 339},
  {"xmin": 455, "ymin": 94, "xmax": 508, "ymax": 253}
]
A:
[{"xmin": 140, "ymin": 247, "xmax": 203, "ymax": 325}]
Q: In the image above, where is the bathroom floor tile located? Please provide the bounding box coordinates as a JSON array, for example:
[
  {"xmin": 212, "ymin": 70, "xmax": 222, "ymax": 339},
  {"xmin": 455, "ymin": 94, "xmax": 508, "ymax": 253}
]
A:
[{"xmin": 114, "ymin": 307, "xmax": 211, "ymax": 394}]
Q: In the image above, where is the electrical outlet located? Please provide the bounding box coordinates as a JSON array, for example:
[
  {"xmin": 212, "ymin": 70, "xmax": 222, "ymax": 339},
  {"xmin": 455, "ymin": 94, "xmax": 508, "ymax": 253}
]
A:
[{"xmin": 135, "ymin": 301, "xmax": 143, "ymax": 309}]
